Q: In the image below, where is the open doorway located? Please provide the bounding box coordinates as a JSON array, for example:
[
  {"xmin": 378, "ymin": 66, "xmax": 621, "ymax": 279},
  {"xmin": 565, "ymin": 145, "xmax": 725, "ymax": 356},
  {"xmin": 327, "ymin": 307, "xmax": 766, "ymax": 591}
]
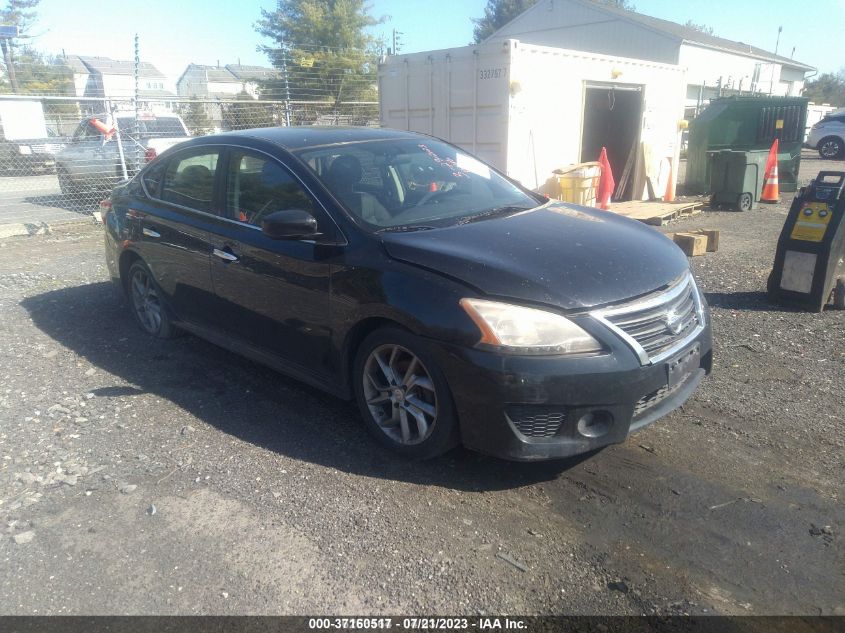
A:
[{"xmin": 580, "ymin": 84, "xmax": 643, "ymax": 201}]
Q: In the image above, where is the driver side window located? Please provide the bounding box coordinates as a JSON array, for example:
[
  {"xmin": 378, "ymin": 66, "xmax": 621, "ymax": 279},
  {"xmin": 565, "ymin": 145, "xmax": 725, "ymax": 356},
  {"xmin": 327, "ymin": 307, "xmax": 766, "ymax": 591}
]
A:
[{"xmin": 226, "ymin": 152, "xmax": 314, "ymax": 226}]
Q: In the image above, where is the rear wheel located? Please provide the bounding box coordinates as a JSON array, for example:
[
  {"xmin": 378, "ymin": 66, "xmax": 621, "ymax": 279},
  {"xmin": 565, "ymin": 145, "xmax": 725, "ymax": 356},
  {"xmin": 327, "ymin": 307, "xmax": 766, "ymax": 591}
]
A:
[
  {"xmin": 353, "ymin": 328, "xmax": 459, "ymax": 460},
  {"xmin": 736, "ymin": 192, "xmax": 753, "ymax": 211},
  {"xmin": 127, "ymin": 261, "xmax": 176, "ymax": 339},
  {"xmin": 818, "ymin": 136, "xmax": 844, "ymax": 160},
  {"xmin": 834, "ymin": 278, "xmax": 845, "ymax": 309}
]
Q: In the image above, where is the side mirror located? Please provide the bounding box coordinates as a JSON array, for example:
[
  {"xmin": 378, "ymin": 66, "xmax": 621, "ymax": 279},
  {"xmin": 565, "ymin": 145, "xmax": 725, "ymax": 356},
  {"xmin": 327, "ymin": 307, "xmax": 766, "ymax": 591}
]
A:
[{"xmin": 261, "ymin": 209, "xmax": 319, "ymax": 240}]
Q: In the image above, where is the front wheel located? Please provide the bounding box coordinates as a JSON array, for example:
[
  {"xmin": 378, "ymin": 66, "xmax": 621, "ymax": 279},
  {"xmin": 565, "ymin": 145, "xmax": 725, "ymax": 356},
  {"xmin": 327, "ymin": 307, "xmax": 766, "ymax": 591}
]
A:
[
  {"xmin": 353, "ymin": 328, "xmax": 459, "ymax": 460},
  {"xmin": 56, "ymin": 167, "xmax": 77, "ymax": 196}
]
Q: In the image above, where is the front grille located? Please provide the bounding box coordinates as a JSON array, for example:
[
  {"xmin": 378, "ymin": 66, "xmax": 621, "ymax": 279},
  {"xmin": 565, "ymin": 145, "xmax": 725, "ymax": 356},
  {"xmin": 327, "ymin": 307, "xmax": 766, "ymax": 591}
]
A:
[
  {"xmin": 595, "ymin": 274, "xmax": 703, "ymax": 364},
  {"xmin": 633, "ymin": 381, "xmax": 684, "ymax": 418},
  {"xmin": 506, "ymin": 406, "xmax": 567, "ymax": 438}
]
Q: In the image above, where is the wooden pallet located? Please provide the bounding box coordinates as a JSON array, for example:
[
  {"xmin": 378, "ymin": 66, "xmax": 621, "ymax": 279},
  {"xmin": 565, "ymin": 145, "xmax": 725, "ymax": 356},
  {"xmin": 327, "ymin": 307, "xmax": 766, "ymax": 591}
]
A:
[{"xmin": 608, "ymin": 201, "xmax": 703, "ymax": 226}]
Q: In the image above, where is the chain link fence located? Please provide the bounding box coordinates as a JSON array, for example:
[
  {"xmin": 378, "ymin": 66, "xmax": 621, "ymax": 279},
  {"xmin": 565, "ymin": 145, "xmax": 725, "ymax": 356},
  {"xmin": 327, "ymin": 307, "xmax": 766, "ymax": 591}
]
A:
[{"xmin": 0, "ymin": 94, "xmax": 379, "ymax": 222}]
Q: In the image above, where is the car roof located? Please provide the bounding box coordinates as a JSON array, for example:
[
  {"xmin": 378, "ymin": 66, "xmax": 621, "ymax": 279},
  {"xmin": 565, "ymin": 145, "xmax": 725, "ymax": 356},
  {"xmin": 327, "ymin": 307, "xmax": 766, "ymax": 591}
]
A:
[{"xmin": 211, "ymin": 126, "xmax": 425, "ymax": 151}]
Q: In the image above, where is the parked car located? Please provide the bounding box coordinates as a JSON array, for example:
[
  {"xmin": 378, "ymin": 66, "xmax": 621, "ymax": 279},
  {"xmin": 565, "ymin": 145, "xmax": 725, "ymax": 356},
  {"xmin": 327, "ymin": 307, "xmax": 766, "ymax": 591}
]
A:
[
  {"xmin": 807, "ymin": 109, "xmax": 845, "ymax": 159},
  {"xmin": 55, "ymin": 112, "xmax": 190, "ymax": 195},
  {"xmin": 0, "ymin": 128, "xmax": 67, "ymax": 175},
  {"xmin": 102, "ymin": 127, "xmax": 712, "ymax": 461}
]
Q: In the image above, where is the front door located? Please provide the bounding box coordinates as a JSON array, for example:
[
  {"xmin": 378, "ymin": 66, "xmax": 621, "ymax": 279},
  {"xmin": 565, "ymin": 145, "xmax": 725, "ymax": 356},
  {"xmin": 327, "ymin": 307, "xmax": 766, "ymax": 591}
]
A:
[{"xmin": 209, "ymin": 149, "xmax": 335, "ymax": 377}]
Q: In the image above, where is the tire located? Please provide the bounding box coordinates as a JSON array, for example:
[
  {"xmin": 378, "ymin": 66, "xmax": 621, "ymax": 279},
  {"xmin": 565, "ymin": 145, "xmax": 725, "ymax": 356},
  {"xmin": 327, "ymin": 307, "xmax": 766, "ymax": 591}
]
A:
[
  {"xmin": 736, "ymin": 192, "xmax": 753, "ymax": 212},
  {"xmin": 818, "ymin": 136, "xmax": 844, "ymax": 160},
  {"xmin": 56, "ymin": 167, "xmax": 77, "ymax": 196},
  {"xmin": 353, "ymin": 327, "xmax": 460, "ymax": 460},
  {"xmin": 126, "ymin": 260, "xmax": 176, "ymax": 339},
  {"xmin": 834, "ymin": 278, "xmax": 845, "ymax": 309}
]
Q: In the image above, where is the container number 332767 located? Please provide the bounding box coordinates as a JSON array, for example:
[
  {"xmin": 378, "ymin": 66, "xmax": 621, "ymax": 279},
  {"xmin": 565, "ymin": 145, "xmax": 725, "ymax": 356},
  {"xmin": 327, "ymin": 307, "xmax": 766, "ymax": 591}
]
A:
[{"xmin": 479, "ymin": 68, "xmax": 503, "ymax": 79}]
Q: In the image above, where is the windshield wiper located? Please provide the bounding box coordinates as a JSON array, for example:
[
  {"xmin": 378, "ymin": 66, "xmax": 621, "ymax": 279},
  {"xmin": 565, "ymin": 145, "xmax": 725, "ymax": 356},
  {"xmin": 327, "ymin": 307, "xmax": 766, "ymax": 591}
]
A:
[
  {"xmin": 376, "ymin": 225, "xmax": 437, "ymax": 233},
  {"xmin": 456, "ymin": 205, "xmax": 534, "ymax": 225}
]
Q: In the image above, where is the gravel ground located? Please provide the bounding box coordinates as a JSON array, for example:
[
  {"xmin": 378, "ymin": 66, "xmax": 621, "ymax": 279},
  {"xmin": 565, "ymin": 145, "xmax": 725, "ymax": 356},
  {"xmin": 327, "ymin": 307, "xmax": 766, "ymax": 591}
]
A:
[{"xmin": 0, "ymin": 184, "xmax": 842, "ymax": 616}]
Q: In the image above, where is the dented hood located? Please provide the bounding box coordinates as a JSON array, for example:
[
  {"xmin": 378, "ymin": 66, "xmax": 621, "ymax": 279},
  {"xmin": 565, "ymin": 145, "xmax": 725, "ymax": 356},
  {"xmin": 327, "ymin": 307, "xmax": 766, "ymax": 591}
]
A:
[{"xmin": 380, "ymin": 203, "xmax": 690, "ymax": 311}]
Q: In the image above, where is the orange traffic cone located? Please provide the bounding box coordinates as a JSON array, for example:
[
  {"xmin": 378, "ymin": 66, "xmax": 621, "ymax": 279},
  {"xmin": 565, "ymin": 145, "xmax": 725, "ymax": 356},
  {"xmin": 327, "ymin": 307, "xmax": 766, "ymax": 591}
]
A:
[
  {"xmin": 761, "ymin": 139, "xmax": 780, "ymax": 203},
  {"xmin": 664, "ymin": 159, "xmax": 675, "ymax": 202},
  {"xmin": 597, "ymin": 147, "xmax": 615, "ymax": 210}
]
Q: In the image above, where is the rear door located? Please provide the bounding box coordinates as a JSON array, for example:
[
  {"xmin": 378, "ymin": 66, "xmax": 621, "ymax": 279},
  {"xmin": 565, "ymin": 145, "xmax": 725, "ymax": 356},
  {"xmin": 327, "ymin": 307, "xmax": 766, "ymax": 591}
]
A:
[
  {"xmin": 209, "ymin": 148, "xmax": 336, "ymax": 377},
  {"xmin": 133, "ymin": 146, "xmax": 224, "ymax": 326}
]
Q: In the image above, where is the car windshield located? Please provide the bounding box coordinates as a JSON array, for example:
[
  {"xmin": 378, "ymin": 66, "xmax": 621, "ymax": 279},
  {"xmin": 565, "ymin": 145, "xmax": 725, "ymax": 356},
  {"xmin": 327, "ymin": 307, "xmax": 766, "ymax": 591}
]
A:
[{"xmin": 296, "ymin": 138, "xmax": 541, "ymax": 230}]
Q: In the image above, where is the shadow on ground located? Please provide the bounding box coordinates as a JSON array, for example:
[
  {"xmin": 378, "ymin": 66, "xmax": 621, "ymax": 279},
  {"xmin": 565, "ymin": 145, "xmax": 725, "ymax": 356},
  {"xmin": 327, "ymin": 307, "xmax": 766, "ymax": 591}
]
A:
[
  {"xmin": 22, "ymin": 282, "xmax": 586, "ymax": 492},
  {"xmin": 24, "ymin": 193, "xmax": 100, "ymax": 214}
]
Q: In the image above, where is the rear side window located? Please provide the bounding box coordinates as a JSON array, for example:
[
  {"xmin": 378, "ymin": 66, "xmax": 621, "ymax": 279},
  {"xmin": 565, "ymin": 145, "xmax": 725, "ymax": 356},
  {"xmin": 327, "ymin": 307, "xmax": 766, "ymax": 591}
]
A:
[
  {"xmin": 161, "ymin": 152, "xmax": 218, "ymax": 212},
  {"xmin": 141, "ymin": 160, "xmax": 166, "ymax": 197}
]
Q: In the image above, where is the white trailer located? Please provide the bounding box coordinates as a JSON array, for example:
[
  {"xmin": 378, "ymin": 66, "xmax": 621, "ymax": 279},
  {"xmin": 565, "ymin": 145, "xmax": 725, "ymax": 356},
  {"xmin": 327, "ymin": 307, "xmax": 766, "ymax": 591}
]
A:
[
  {"xmin": 379, "ymin": 39, "xmax": 687, "ymax": 200},
  {"xmin": 0, "ymin": 100, "xmax": 48, "ymax": 141}
]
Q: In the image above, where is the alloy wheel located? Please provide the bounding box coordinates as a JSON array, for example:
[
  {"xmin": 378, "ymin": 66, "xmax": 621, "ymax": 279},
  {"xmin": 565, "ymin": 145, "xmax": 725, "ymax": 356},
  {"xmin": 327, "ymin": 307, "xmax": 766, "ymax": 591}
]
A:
[
  {"xmin": 362, "ymin": 344, "xmax": 438, "ymax": 446},
  {"xmin": 130, "ymin": 268, "xmax": 163, "ymax": 334},
  {"xmin": 820, "ymin": 139, "xmax": 842, "ymax": 159}
]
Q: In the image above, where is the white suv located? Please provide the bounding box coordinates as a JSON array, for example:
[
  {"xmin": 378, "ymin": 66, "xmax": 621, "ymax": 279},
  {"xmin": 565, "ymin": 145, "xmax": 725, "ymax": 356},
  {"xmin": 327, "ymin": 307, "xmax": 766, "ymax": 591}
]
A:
[{"xmin": 807, "ymin": 109, "xmax": 845, "ymax": 159}]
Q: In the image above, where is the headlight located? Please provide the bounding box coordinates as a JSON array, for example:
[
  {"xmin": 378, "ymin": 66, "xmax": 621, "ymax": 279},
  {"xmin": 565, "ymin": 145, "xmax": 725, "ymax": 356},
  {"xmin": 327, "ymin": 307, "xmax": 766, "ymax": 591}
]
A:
[
  {"xmin": 17, "ymin": 145, "xmax": 32, "ymax": 155},
  {"xmin": 460, "ymin": 298, "xmax": 602, "ymax": 355}
]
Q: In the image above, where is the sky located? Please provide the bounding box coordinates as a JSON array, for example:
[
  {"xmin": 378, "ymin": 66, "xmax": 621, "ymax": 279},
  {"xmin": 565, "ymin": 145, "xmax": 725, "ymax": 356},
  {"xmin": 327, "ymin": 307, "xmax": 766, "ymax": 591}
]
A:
[{"xmin": 26, "ymin": 0, "xmax": 845, "ymax": 82}]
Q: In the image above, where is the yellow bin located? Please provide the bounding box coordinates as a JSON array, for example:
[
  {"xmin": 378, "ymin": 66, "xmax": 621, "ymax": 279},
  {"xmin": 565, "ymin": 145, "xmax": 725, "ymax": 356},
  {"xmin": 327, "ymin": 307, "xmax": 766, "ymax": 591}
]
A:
[{"xmin": 541, "ymin": 162, "xmax": 602, "ymax": 207}]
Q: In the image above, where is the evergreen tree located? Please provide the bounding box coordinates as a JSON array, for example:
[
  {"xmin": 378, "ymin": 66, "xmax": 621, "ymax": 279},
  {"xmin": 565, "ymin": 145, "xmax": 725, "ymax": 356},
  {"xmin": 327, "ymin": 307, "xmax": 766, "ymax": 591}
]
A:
[
  {"xmin": 180, "ymin": 98, "xmax": 215, "ymax": 136},
  {"xmin": 255, "ymin": 0, "xmax": 383, "ymax": 103}
]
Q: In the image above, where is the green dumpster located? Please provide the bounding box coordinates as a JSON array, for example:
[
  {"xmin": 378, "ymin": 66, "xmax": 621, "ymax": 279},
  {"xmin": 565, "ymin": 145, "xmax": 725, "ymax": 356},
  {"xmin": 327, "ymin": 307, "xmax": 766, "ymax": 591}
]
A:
[
  {"xmin": 708, "ymin": 149, "xmax": 769, "ymax": 211},
  {"xmin": 687, "ymin": 96, "xmax": 808, "ymax": 195}
]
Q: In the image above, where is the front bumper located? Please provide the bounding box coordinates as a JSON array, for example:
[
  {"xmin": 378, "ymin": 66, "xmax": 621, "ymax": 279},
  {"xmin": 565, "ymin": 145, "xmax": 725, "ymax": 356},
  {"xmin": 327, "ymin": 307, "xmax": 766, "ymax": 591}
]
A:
[{"xmin": 431, "ymin": 322, "xmax": 712, "ymax": 461}]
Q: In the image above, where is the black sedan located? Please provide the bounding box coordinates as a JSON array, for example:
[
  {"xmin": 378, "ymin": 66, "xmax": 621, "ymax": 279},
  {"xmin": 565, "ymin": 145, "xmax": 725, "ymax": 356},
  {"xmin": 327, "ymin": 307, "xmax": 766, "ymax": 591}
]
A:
[{"xmin": 102, "ymin": 127, "xmax": 712, "ymax": 461}]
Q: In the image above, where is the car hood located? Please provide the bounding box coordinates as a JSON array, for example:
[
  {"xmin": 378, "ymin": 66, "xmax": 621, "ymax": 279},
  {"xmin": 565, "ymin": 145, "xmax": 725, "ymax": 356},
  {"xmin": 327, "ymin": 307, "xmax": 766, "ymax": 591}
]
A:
[{"xmin": 380, "ymin": 202, "xmax": 690, "ymax": 311}]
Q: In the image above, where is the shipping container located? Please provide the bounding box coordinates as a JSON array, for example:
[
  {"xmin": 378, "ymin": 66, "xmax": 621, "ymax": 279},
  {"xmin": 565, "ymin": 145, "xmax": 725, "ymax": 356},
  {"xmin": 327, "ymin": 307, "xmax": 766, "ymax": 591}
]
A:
[{"xmin": 379, "ymin": 39, "xmax": 687, "ymax": 200}]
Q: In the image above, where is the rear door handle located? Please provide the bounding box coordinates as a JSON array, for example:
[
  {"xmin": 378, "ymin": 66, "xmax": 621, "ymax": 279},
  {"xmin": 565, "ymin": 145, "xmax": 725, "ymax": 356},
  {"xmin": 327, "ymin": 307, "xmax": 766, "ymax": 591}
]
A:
[
  {"xmin": 212, "ymin": 247, "xmax": 239, "ymax": 263},
  {"xmin": 142, "ymin": 227, "xmax": 160, "ymax": 238}
]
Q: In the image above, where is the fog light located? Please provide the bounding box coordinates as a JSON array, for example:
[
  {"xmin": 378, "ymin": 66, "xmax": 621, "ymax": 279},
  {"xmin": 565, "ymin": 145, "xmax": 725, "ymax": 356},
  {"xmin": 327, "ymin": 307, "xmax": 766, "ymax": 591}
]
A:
[{"xmin": 577, "ymin": 410, "xmax": 613, "ymax": 438}]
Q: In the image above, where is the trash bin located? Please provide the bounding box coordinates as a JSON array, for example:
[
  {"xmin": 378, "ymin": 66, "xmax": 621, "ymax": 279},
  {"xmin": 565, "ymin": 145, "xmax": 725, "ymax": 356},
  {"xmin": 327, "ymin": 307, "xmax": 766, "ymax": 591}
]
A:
[
  {"xmin": 541, "ymin": 162, "xmax": 601, "ymax": 207},
  {"xmin": 708, "ymin": 149, "xmax": 769, "ymax": 211},
  {"xmin": 686, "ymin": 96, "xmax": 808, "ymax": 194}
]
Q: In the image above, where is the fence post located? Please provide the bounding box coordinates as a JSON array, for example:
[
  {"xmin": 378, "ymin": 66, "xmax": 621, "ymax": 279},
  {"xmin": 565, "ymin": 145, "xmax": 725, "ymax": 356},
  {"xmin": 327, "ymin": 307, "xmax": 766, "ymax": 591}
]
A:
[
  {"xmin": 281, "ymin": 47, "xmax": 292, "ymax": 127},
  {"xmin": 133, "ymin": 33, "xmax": 141, "ymax": 176}
]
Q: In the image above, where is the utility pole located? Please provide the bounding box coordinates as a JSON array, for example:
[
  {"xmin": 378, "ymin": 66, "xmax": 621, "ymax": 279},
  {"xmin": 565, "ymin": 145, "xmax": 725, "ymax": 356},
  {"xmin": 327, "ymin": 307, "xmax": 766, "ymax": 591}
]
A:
[
  {"xmin": 0, "ymin": 25, "xmax": 20, "ymax": 93},
  {"xmin": 769, "ymin": 25, "xmax": 782, "ymax": 96}
]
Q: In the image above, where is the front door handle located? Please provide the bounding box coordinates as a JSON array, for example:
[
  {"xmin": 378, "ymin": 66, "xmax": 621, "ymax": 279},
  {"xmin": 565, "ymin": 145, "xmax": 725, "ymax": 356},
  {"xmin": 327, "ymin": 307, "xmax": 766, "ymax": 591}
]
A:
[
  {"xmin": 212, "ymin": 247, "xmax": 239, "ymax": 263},
  {"xmin": 142, "ymin": 227, "xmax": 160, "ymax": 238}
]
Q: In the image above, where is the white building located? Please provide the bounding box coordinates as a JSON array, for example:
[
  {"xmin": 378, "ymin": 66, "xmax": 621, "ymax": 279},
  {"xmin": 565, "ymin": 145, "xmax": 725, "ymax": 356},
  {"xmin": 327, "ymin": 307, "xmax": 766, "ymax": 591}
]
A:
[
  {"xmin": 176, "ymin": 64, "xmax": 279, "ymax": 99},
  {"xmin": 483, "ymin": 0, "xmax": 816, "ymax": 116},
  {"xmin": 63, "ymin": 55, "xmax": 176, "ymax": 105}
]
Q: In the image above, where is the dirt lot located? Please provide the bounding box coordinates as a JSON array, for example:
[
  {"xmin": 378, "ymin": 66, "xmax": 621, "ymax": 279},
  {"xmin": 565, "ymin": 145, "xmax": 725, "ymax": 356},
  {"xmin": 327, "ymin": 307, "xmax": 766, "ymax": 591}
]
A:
[{"xmin": 0, "ymin": 184, "xmax": 843, "ymax": 615}]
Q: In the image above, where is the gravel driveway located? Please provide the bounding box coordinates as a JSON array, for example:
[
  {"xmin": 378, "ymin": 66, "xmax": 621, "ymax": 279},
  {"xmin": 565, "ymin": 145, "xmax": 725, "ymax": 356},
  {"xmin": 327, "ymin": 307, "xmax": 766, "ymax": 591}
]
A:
[{"xmin": 0, "ymin": 192, "xmax": 842, "ymax": 615}]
